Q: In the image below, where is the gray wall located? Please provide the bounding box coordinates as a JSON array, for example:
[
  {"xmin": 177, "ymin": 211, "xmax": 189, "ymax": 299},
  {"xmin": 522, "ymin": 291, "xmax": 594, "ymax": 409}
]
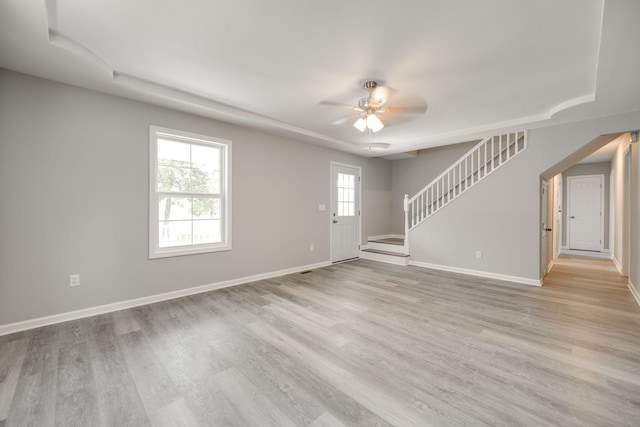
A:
[
  {"xmin": 407, "ymin": 111, "xmax": 640, "ymax": 282},
  {"xmin": 612, "ymin": 135, "xmax": 640, "ymax": 297},
  {"xmin": 561, "ymin": 162, "xmax": 611, "ymax": 250},
  {"xmin": 390, "ymin": 141, "xmax": 477, "ymax": 234},
  {"xmin": 0, "ymin": 69, "xmax": 391, "ymax": 326}
]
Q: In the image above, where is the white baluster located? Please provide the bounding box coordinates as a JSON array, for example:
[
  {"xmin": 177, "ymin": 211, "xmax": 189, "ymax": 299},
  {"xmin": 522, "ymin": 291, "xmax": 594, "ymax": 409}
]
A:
[
  {"xmin": 483, "ymin": 141, "xmax": 487, "ymax": 177},
  {"xmin": 492, "ymin": 136, "xmax": 495, "ymax": 171}
]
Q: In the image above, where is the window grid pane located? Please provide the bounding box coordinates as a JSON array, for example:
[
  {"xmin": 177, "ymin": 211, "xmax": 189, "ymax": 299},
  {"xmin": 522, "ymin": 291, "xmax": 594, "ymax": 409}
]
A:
[{"xmin": 337, "ymin": 173, "xmax": 355, "ymax": 217}]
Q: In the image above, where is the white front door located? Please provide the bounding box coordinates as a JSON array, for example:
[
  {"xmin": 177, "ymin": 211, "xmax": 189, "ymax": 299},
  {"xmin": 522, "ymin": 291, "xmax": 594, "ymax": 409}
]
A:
[
  {"xmin": 331, "ymin": 163, "xmax": 360, "ymax": 263},
  {"xmin": 568, "ymin": 175, "xmax": 603, "ymax": 251}
]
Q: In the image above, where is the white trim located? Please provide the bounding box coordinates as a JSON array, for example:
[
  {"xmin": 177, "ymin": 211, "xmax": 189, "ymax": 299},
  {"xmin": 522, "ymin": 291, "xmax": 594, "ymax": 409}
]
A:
[
  {"xmin": 613, "ymin": 256, "xmax": 623, "ymax": 275},
  {"xmin": 409, "ymin": 260, "xmax": 542, "ymax": 287},
  {"xmin": 546, "ymin": 259, "xmax": 555, "ymax": 274},
  {"xmin": 558, "ymin": 248, "xmax": 613, "ymax": 259},
  {"xmin": 0, "ymin": 261, "xmax": 331, "ymax": 337},
  {"xmin": 628, "ymin": 280, "xmax": 640, "ymax": 307}
]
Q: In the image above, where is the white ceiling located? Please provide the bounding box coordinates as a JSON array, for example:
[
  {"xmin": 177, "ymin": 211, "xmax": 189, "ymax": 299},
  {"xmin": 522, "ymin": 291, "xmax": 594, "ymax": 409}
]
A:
[{"xmin": 1, "ymin": 0, "xmax": 639, "ymax": 157}]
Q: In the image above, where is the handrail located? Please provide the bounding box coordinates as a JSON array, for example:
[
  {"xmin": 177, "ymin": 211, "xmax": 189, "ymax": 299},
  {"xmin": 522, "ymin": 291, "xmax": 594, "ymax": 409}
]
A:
[{"xmin": 408, "ymin": 136, "xmax": 490, "ymax": 204}]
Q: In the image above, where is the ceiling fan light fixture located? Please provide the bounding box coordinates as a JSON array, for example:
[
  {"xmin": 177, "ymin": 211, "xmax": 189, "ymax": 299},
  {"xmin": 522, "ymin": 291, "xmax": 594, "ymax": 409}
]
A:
[
  {"xmin": 353, "ymin": 117, "xmax": 367, "ymax": 132},
  {"xmin": 366, "ymin": 113, "xmax": 384, "ymax": 132}
]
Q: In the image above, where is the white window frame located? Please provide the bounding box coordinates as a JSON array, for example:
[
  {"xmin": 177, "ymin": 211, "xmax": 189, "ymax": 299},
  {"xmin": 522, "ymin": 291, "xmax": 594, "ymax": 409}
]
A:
[{"xmin": 149, "ymin": 125, "xmax": 232, "ymax": 259}]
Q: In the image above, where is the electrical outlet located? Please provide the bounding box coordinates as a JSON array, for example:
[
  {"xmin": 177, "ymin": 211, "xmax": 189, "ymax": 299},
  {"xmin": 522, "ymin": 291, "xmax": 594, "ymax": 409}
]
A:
[
  {"xmin": 309, "ymin": 244, "xmax": 314, "ymax": 251},
  {"xmin": 475, "ymin": 251, "xmax": 482, "ymax": 259},
  {"xmin": 70, "ymin": 274, "xmax": 80, "ymax": 287}
]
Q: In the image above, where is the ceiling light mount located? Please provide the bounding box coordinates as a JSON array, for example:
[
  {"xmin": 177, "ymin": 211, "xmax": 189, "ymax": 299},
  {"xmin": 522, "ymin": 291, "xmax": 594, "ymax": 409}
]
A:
[{"xmin": 363, "ymin": 81, "xmax": 378, "ymax": 92}]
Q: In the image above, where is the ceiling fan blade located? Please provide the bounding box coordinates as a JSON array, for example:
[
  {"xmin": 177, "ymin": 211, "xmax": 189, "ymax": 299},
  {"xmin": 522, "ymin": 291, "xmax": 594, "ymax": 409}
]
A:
[
  {"xmin": 385, "ymin": 104, "xmax": 428, "ymax": 115},
  {"xmin": 384, "ymin": 96, "xmax": 428, "ymax": 115},
  {"xmin": 331, "ymin": 117, "xmax": 351, "ymax": 125},
  {"xmin": 331, "ymin": 113, "xmax": 362, "ymax": 125},
  {"xmin": 319, "ymin": 100, "xmax": 357, "ymax": 109}
]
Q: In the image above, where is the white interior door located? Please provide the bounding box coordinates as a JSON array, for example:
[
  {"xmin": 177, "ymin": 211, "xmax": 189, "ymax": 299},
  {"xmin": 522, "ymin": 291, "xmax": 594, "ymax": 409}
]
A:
[
  {"xmin": 331, "ymin": 163, "xmax": 360, "ymax": 263},
  {"xmin": 541, "ymin": 180, "xmax": 550, "ymax": 277},
  {"xmin": 568, "ymin": 175, "xmax": 603, "ymax": 251}
]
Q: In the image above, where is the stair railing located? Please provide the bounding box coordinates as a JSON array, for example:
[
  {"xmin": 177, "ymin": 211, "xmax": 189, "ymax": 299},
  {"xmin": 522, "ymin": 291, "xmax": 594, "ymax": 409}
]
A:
[{"xmin": 403, "ymin": 131, "xmax": 526, "ymax": 254}]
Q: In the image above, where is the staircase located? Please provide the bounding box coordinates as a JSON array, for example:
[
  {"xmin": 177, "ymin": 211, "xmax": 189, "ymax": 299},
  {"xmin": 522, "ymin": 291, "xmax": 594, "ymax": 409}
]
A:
[
  {"xmin": 361, "ymin": 131, "xmax": 527, "ymax": 265},
  {"xmin": 361, "ymin": 236, "xmax": 410, "ymax": 265}
]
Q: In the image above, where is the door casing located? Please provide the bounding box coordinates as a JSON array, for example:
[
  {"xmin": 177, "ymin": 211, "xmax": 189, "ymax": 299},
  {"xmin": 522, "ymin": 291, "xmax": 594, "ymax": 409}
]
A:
[
  {"xmin": 330, "ymin": 162, "xmax": 362, "ymax": 263},
  {"xmin": 567, "ymin": 174, "xmax": 604, "ymax": 251}
]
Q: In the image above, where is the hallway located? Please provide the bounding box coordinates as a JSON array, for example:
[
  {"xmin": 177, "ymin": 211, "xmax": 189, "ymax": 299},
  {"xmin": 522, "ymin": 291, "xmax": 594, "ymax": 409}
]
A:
[{"xmin": 544, "ymin": 255, "xmax": 637, "ymax": 311}]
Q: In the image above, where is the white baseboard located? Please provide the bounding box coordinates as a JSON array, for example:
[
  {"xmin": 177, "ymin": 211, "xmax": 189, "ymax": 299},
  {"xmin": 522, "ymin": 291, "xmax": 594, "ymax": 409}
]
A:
[
  {"xmin": 613, "ymin": 256, "xmax": 623, "ymax": 275},
  {"xmin": 546, "ymin": 260, "xmax": 555, "ymax": 274},
  {"xmin": 0, "ymin": 260, "xmax": 331, "ymax": 336},
  {"xmin": 629, "ymin": 280, "xmax": 640, "ymax": 307},
  {"xmin": 559, "ymin": 248, "xmax": 613, "ymax": 260},
  {"xmin": 367, "ymin": 234, "xmax": 404, "ymax": 241},
  {"xmin": 409, "ymin": 260, "xmax": 542, "ymax": 287}
]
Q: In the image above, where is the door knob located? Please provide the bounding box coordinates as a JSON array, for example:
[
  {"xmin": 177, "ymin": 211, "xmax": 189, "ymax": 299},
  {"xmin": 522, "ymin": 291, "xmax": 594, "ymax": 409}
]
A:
[
  {"xmin": 570, "ymin": 216, "xmax": 575, "ymax": 219},
  {"xmin": 545, "ymin": 228, "xmax": 552, "ymax": 232},
  {"xmin": 333, "ymin": 220, "xmax": 338, "ymax": 223}
]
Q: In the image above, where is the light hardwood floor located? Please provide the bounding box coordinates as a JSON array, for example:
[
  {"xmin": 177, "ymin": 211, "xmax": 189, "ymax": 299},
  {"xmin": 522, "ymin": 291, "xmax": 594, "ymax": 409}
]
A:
[{"xmin": 1, "ymin": 256, "xmax": 639, "ymax": 426}]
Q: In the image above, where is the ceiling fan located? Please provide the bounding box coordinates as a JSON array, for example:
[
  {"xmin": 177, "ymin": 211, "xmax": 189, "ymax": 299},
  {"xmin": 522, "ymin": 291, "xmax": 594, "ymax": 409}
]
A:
[{"xmin": 321, "ymin": 81, "xmax": 428, "ymax": 133}]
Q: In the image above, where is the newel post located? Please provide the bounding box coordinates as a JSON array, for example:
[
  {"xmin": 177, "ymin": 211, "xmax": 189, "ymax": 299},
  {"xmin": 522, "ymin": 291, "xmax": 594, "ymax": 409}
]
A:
[{"xmin": 403, "ymin": 194, "xmax": 410, "ymax": 255}]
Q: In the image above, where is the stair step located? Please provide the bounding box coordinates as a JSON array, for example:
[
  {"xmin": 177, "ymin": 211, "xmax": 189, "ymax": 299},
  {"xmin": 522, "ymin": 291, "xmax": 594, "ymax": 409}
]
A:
[
  {"xmin": 367, "ymin": 237, "xmax": 404, "ymax": 246},
  {"xmin": 361, "ymin": 248, "xmax": 409, "ymax": 257},
  {"xmin": 360, "ymin": 248, "xmax": 409, "ymax": 266}
]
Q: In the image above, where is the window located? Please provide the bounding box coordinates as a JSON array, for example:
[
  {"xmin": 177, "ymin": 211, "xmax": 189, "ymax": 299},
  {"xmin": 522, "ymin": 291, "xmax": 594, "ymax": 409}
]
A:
[
  {"xmin": 149, "ymin": 126, "xmax": 231, "ymax": 258},
  {"xmin": 337, "ymin": 172, "xmax": 355, "ymax": 216}
]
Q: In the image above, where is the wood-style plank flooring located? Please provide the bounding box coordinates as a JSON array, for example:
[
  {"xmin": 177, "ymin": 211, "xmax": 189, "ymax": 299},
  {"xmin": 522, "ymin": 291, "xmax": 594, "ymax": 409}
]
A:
[{"xmin": 1, "ymin": 256, "xmax": 639, "ymax": 426}]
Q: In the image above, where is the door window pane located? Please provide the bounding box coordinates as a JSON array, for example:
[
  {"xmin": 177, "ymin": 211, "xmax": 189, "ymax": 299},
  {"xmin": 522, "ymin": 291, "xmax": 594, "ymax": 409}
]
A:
[{"xmin": 337, "ymin": 173, "xmax": 355, "ymax": 217}]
